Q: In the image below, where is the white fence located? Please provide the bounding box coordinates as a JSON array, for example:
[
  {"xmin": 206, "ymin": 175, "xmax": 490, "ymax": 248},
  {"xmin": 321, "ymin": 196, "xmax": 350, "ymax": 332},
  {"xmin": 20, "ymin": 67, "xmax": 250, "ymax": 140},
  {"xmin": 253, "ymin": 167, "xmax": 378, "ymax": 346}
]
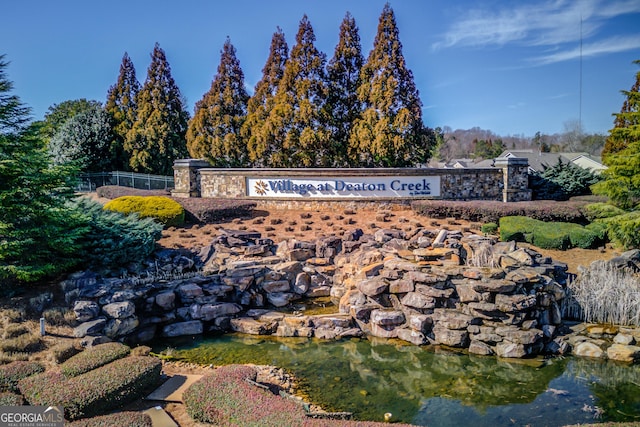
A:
[{"xmin": 77, "ymin": 171, "xmax": 174, "ymax": 192}]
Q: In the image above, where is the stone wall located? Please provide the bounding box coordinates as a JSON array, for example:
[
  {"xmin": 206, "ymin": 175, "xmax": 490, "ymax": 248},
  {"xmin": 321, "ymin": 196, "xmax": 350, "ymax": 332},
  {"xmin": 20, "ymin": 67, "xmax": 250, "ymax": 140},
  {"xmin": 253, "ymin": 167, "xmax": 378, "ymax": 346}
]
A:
[
  {"xmin": 171, "ymin": 160, "xmax": 532, "ymax": 202},
  {"xmin": 63, "ymin": 226, "xmax": 573, "ymax": 358}
]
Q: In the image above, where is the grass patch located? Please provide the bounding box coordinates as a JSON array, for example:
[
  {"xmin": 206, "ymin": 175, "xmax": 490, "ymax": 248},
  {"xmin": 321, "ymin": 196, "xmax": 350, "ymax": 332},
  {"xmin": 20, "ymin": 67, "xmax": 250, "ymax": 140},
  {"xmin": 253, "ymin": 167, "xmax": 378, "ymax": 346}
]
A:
[{"xmin": 499, "ymin": 216, "xmax": 604, "ymax": 250}]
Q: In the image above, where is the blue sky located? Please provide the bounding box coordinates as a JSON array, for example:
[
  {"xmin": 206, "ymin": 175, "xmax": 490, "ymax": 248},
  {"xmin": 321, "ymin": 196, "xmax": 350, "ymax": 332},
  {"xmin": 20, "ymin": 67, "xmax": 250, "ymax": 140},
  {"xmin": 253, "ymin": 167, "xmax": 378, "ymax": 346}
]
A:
[{"xmin": 2, "ymin": 0, "xmax": 639, "ymax": 137}]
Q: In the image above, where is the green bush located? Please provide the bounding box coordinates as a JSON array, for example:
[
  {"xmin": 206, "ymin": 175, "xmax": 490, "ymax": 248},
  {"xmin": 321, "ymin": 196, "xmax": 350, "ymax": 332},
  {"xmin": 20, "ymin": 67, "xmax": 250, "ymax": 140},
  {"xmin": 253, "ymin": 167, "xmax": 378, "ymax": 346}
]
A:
[
  {"xmin": 70, "ymin": 198, "xmax": 162, "ymax": 268},
  {"xmin": 481, "ymin": 222, "xmax": 498, "ymax": 235},
  {"xmin": 601, "ymin": 211, "xmax": 640, "ymax": 250},
  {"xmin": 60, "ymin": 342, "xmax": 130, "ymax": 377},
  {"xmin": 104, "ymin": 196, "xmax": 185, "ymax": 227},
  {"xmin": 499, "ymin": 216, "xmax": 604, "ymax": 250},
  {"xmin": 19, "ymin": 356, "xmax": 161, "ymax": 420},
  {"xmin": 499, "ymin": 216, "xmax": 538, "ymax": 243},
  {"xmin": 583, "ymin": 202, "xmax": 626, "ymax": 221},
  {"xmin": 67, "ymin": 412, "xmax": 152, "ymax": 427},
  {"xmin": 0, "ymin": 361, "xmax": 44, "ymax": 392}
]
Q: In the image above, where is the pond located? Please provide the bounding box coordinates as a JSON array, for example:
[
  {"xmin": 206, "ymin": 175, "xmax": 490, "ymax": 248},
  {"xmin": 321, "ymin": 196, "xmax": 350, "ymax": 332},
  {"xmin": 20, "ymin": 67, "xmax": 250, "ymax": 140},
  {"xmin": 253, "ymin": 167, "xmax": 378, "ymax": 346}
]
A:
[{"xmin": 155, "ymin": 334, "xmax": 640, "ymax": 426}]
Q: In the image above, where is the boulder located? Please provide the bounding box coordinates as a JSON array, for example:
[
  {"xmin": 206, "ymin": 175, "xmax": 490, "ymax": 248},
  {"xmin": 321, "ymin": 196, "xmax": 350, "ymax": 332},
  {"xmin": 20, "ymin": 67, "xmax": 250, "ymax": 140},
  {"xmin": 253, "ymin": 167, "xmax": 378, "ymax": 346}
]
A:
[
  {"xmin": 370, "ymin": 309, "xmax": 405, "ymax": 326},
  {"xmin": 162, "ymin": 321, "xmax": 203, "ymax": 337},
  {"xmin": 102, "ymin": 301, "xmax": 135, "ymax": 319},
  {"xmin": 469, "ymin": 340, "xmax": 494, "ymax": 356},
  {"xmin": 606, "ymin": 343, "xmax": 640, "ymax": 363},
  {"xmin": 104, "ymin": 316, "xmax": 139, "ymax": 338},
  {"xmin": 574, "ymin": 341, "xmax": 605, "ymax": 359},
  {"xmin": 73, "ymin": 318, "xmax": 107, "ymax": 338},
  {"xmin": 201, "ymin": 303, "xmax": 242, "ymax": 321},
  {"xmin": 155, "ymin": 292, "xmax": 176, "ymax": 310},
  {"xmin": 400, "ymin": 292, "xmax": 436, "ymax": 310},
  {"xmin": 397, "ymin": 328, "xmax": 427, "ymax": 345},
  {"xmin": 432, "ymin": 326, "xmax": 469, "ymax": 348},
  {"xmin": 495, "ymin": 341, "xmax": 527, "ymax": 358},
  {"xmin": 356, "ymin": 277, "xmax": 388, "ymax": 297},
  {"xmin": 73, "ymin": 300, "xmax": 101, "ymax": 322}
]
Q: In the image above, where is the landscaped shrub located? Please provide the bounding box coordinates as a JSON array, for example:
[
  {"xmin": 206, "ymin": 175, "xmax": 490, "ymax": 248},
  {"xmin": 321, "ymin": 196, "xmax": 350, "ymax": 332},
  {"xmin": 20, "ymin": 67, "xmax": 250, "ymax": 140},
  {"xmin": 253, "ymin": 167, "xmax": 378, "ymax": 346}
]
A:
[
  {"xmin": 0, "ymin": 361, "xmax": 44, "ymax": 392},
  {"xmin": 481, "ymin": 222, "xmax": 498, "ymax": 235},
  {"xmin": 0, "ymin": 333, "xmax": 43, "ymax": 354},
  {"xmin": 50, "ymin": 342, "xmax": 81, "ymax": 364},
  {"xmin": 411, "ymin": 199, "xmax": 589, "ymax": 224},
  {"xmin": 499, "ymin": 216, "xmax": 603, "ymax": 250},
  {"xmin": 104, "ymin": 196, "xmax": 185, "ymax": 227},
  {"xmin": 601, "ymin": 211, "xmax": 640, "ymax": 250},
  {"xmin": 0, "ymin": 391, "xmax": 23, "ymax": 406},
  {"xmin": 67, "ymin": 412, "xmax": 152, "ymax": 427},
  {"xmin": 2, "ymin": 324, "xmax": 29, "ymax": 339},
  {"xmin": 583, "ymin": 202, "xmax": 626, "ymax": 221},
  {"xmin": 19, "ymin": 356, "xmax": 161, "ymax": 420},
  {"xmin": 70, "ymin": 198, "xmax": 162, "ymax": 268},
  {"xmin": 183, "ymin": 364, "xmax": 308, "ymax": 427},
  {"xmin": 60, "ymin": 342, "xmax": 130, "ymax": 377},
  {"xmin": 529, "ymin": 159, "xmax": 602, "ymax": 200}
]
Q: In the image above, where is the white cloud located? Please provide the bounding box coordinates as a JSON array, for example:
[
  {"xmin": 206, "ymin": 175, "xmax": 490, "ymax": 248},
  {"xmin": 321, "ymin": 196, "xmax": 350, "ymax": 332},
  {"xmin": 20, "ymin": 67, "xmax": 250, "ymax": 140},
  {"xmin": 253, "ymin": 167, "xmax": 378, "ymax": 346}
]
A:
[
  {"xmin": 433, "ymin": 0, "xmax": 640, "ymax": 50},
  {"xmin": 530, "ymin": 34, "xmax": 640, "ymax": 65}
]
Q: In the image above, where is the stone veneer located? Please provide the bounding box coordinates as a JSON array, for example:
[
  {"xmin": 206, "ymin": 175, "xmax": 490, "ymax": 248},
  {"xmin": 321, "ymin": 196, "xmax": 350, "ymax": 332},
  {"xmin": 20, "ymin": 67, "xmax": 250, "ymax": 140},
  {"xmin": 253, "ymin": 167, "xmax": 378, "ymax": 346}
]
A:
[{"xmin": 171, "ymin": 159, "xmax": 532, "ymax": 203}]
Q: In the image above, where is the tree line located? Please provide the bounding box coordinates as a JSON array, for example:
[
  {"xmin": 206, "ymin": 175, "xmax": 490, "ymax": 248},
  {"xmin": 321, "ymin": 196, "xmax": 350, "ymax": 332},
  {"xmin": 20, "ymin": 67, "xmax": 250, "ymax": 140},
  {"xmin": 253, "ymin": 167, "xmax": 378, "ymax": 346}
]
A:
[{"xmin": 43, "ymin": 4, "xmax": 438, "ymax": 176}]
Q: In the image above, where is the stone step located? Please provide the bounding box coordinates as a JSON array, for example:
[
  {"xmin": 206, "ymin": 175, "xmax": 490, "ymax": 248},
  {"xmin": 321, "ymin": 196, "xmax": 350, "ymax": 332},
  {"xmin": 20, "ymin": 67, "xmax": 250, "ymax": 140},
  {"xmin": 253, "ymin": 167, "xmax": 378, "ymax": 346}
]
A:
[
  {"xmin": 142, "ymin": 406, "xmax": 178, "ymax": 427},
  {"xmin": 146, "ymin": 374, "xmax": 203, "ymax": 402}
]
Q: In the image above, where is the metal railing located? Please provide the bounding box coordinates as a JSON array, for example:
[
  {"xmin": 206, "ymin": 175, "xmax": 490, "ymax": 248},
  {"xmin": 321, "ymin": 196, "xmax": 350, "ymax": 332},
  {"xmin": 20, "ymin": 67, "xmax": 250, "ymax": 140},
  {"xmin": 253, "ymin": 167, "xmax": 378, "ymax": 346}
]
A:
[{"xmin": 77, "ymin": 171, "xmax": 174, "ymax": 192}]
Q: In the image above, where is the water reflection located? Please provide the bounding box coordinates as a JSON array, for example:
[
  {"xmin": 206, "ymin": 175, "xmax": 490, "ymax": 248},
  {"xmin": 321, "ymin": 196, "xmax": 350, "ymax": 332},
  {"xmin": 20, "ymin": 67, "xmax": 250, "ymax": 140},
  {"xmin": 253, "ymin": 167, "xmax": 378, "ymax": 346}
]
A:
[{"xmin": 155, "ymin": 334, "xmax": 640, "ymax": 426}]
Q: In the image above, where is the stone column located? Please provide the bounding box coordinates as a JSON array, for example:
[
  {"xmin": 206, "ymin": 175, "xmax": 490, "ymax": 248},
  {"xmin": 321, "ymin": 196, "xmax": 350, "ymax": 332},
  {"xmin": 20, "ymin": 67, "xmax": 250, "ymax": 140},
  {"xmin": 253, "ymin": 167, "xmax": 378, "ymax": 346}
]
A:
[
  {"xmin": 171, "ymin": 159, "xmax": 210, "ymax": 198},
  {"xmin": 494, "ymin": 157, "xmax": 532, "ymax": 202}
]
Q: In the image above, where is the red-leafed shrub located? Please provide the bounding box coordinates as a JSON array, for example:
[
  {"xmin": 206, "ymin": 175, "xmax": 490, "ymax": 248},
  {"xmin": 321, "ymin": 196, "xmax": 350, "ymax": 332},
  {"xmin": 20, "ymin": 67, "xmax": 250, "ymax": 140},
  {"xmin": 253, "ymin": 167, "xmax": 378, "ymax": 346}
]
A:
[
  {"xmin": 67, "ymin": 411, "xmax": 152, "ymax": 427},
  {"xmin": 60, "ymin": 342, "xmax": 130, "ymax": 377},
  {"xmin": 0, "ymin": 361, "xmax": 45, "ymax": 392}
]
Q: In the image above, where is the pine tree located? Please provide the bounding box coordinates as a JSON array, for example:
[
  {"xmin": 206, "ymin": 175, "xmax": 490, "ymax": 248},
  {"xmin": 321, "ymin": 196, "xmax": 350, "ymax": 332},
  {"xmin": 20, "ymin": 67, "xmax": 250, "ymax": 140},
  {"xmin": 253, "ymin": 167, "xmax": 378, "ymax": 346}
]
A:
[
  {"xmin": 0, "ymin": 56, "xmax": 85, "ymax": 283},
  {"xmin": 326, "ymin": 12, "xmax": 364, "ymax": 167},
  {"xmin": 126, "ymin": 43, "xmax": 189, "ymax": 175},
  {"xmin": 593, "ymin": 60, "xmax": 640, "ymax": 209},
  {"xmin": 106, "ymin": 52, "xmax": 140, "ymax": 170},
  {"xmin": 350, "ymin": 3, "xmax": 434, "ymax": 167},
  {"xmin": 602, "ymin": 60, "xmax": 640, "ymax": 160},
  {"xmin": 187, "ymin": 38, "xmax": 249, "ymax": 167},
  {"xmin": 266, "ymin": 15, "xmax": 331, "ymax": 167},
  {"xmin": 243, "ymin": 28, "xmax": 288, "ymax": 167}
]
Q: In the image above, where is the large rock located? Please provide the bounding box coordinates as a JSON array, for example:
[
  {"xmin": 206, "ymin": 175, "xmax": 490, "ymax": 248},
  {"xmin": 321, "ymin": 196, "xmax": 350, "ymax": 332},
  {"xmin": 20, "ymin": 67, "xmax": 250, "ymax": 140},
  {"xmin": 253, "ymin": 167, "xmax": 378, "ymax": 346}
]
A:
[
  {"xmin": 162, "ymin": 321, "xmax": 203, "ymax": 337},
  {"xmin": 574, "ymin": 341, "xmax": 605, "ymax": 359},
  {"xmin": 356, "ymin": 277, "xmax": 388, "ymax": 297},
  {"xmin": 370, "ymin": 309, "xmax": 405, "ymax": 326},
  {"xmin": 73, "ymin": 317, "xmax": 107, "ymax": 338},
  {"xmin": 495, "ymin": 341, "xmax": 527, "ymax": 358},
  {"xmin": 606, "ymin": 343, "xmax": 640, "ymax": 363},
  {"xmin": 397, "ymin": 328, "xmax": 427, "ymax": 345},
  {"xmin": 104, "ymin": 316, "xmax": 139, "ymax": 338},
  {"xmin": 102, "ymin": 301, "xmax": 135, "ymax": 319},
  {"xmin": 432, "ymin": 326, "xmax": 469, "ymax": 347},
  {"xmin": 201, "ymin": 303, "xmax": 242, "ymax": 321},
  {"xmin": 73, "ymin": 300, "xmax": 101, "ymax": 322},
  {"xmin": 155, "ymin": 292, "xmax": 176, "ymax": 310},
  {"xmin": 401, "ymin": 292, "xmax": 436, "ymax": 309}
]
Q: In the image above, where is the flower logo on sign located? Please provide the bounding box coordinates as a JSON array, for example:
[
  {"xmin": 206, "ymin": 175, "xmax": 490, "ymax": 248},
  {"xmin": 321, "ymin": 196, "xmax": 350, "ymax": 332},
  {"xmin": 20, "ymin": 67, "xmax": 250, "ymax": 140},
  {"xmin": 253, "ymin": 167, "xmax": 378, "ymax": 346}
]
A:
[{"xmin": 254, "ymin": 180, "xmax": 268, "ymax": 195}]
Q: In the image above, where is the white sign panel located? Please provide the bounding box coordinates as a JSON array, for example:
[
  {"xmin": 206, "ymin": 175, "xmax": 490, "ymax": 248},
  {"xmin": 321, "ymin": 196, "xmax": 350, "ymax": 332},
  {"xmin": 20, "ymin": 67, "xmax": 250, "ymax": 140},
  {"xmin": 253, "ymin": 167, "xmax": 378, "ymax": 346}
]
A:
[{"xmin": 246, "ymin": 176, "xmax": 440, "ymax": 198}]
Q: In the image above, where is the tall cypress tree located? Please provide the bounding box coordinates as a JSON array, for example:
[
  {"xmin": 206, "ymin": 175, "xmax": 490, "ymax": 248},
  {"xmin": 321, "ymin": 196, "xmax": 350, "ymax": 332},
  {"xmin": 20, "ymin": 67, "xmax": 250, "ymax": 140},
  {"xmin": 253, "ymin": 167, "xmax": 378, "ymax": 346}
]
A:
[
  {"xmin": 326, "ymin": 12, "xmax": 364, "ymax": 167},
  {"xmin": 266, "ymin": 15, "xmax": 331, "ymax": 167},
  {"xmin": 601, "ymin": 60, "xmax": 640, "ymax": 161},
  {"xmin": 243, "ymin": 28, "xmax": 288, "ymax": 167},
  {"xmin": 106, "ymin": 52, "xmax": 140, "ymax": 170},
  {"xmin": 126, "ymin": 43, "xmax": 189, "ymax": 175},
  {"xmin": 187, "ymin": 38, "xmax": 249, "ymax": 167},
  {"xmin": 350, "ymin": 3, "xmax": 434, "ymax": 167}
]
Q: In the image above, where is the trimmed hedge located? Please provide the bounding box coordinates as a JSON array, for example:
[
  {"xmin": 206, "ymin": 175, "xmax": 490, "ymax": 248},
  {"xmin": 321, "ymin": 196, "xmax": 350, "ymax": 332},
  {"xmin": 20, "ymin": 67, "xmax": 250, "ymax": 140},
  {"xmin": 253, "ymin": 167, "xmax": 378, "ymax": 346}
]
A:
[
  {"xmin": 499, "ymin": 216, "xmax": 604, "ymax": 250},
  {"xmin": 582, "ymin": 202, "xmax": 627, "ymax": 221},
  {"xmin": 95, "ymin": 186, "xmax": 257, "ymax": 223},
  {"xmin": 0, "ymin": 361, "xmax": 44, "ymax": 392},
  {"xmin": 411, "ymin": 199, "xmax": 589, "ymax": 224},
  {"xmin": 183, "ymin": 364, "xmax": 309, "ymax": 426},
  {"xmin": 67, "ymin": 412, "xmax": 152, "ymax": 427},
  {"xmin": 601, "ymin": 211, "xmax": 640, "ymax": 250},
  {"xmin": 19, "ymin": 356, "xmax": 161, "ymax": 420},
  {"xmin": 0, "ymin": 391, "xmax": 24, "ymax": 406},
  {"xmin": 104, "ymin": 196, "xmax": 185, "ymax": 227},
  {"xmin": 60, "ymin": 342, "xmax": 130, "ymax": 377},
  {"xmin": 480, "ymin": 222, "xmax": 498, "ymax": 235}
]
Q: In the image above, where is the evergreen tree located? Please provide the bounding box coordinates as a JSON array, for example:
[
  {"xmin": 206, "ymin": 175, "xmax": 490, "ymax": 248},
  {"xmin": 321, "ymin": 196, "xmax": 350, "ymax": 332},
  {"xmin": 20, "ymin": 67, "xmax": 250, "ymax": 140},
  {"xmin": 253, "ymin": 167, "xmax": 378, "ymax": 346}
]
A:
[
  {"xmin": 126, "ymin": 43, "xmax": 189, "ymax": 175},
  {"xmin": 593, "ymin": 60, "xmax": 640, "ymax": 209},
  {"xmin": 0, "ymin": 56, "xmax": 85, "ymax": 284},
  {"xmin": 39, "ymin": 99, "xmax": 103, "ymax": 141},
  {"xmin": 326, "ymin": 12, "xmax": 364, "ymax": 167},
  {"xmin": 106, "ymin": 52, "xmax": 140, "ymax": 170},
  {"xmin": 350, "ymin": 3, "xmax": 434, "ymax": 167},
  {"xmin": 49, "ymin": 104, "xmax": 115, "ymax": 172},
  {"xmin": 602, "ymin": 60, "xmax": 640, "ymax": 160},
  {"xmin": 187, "ymin": 38, "xmax": 249, "ymax": 167},
  {"xmin": 243, "ymin": 28, "xmax": 288, "ymax": 167},
  {"xmin": 266, "ymin": 15, "xmax": 331, "ymax": 167}
]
